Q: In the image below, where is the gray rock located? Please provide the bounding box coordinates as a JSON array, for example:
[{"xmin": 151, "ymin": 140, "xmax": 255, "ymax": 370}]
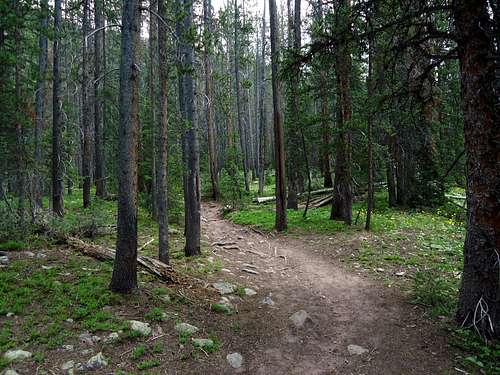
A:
[
  {"xmin": 175, "ymin": 322, "xmax": 199, "ymax": 335},
  {"xmin": 192, "ymin": 338, "xmax": 214, "ymax": 349},
  {"xmin": 212, "ymin": 282, "xmax": 236, "ymax": 295},
  {"xmin": 244, "ymin": 288, "xmax": 256, "ymax": 296},
  {"xmin": 62, "ymin": 344, "xmax": 74, "ymax": 351},
  {"xmin": 226, "ymin": 352, "xmax": 243, "ymax": 369},
  {"xmin": 66, "ymin": 318, "xmax": 74, "ymax": 323},
  {"xmin": 347, "ymin": 344, "xmax": 369, "ymax": 356},
  {"xmin": 36, "ymin": 253, "xmax": 47, "ymax": 259},
  {"xmin": 61, "ymin": 360, "xmax": 75, "ymax": 371},
  {"xmin": 289, "ymin": 310, "xmax": 312, "ymax": 328},
  {"xmin": 104, "ymin": 332, "xmax": 119, "ymax": 344},
  {"xmin": 129, "ymin": 320, "xmax": 152, "ymax": 336},
  {"xmin": 6, "ymin": 312, "xmax": 14, "ymax": 317},
  {"xmin": 79, "ymin": 332, "xmax": 95, "ymax": 346},
  {"xmin": 3, "ymin": 349, "xmax": 32, "ymax": 362},
  {"xmin": 0, "ymin": 256, "xmax": 9, "ymax": 265},
  {"xmin": 3, "ymin": 370, "xmax": 20, "ymax": 375},
  {"xmin": 24, "ymin": 251, "xmax": 35, "ymax": 257},
  {"xmin": 85, "ymin": 352, "xmax": 107, "ymax": 370},
  {"xmin": 261, "ymin": 296, "xmax": 275, "ymax": 306},
  {"xmin": 152, "ymin": 324, "xmax": 164, "ymax": 337}
]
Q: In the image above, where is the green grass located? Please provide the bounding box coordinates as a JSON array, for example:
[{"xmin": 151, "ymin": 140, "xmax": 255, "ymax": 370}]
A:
[
  {"xmin": 0, "ymin": 240, "xmax": 27, "ymax": 251},
  {"xmin": 137, "ymin": 358, "xmax": 161, "ymax": 370}
]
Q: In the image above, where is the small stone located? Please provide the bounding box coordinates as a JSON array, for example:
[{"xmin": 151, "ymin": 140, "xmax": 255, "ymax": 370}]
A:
[
  {"xmin": 289, "ymin": 310, "xmax": 312, "ymax": 328},
  {"xmin": 347, "ymin": 344, "xmax": 369, "ymax": 356},
  {"xmin": 104, "ymin": 332, "xmax": 119, "ymax": 344},
  {"xmin": 3, "ymin": 349, "xmax": 32, "ymax": 362},
  {"xmin": 160, "ymin": 295, "xmax": 171, "ymax": 303},
  {"xmin": 85, "ymin": 352, "xmax": 107, "ymax": 370},
  {"xmin": 129, "ymin": 320, "xmax": 152, "ymax": 336},
  {"xmin": 61, "ymin": 360, "xmax": 75, "ymax": 371},
  {"xmin": 375, "ymin": 268, "xmax": 385, "ymax": 273},
  {"xmin": 6, "ymin": 312, "xmax": 14, "ymax": 317},
  {"xmin": 244, "ymin": 288, "xmax": 256, "ymax": 296},
  {"xmin": 79, "ymin": 332, "xmax": 95, "ymax": 346},
  {"xmin": 66, "ymin": 318, "xmax": 74, "ymax": 323},
  {"xmin": 3, "ymin": 370, "xmax": 20, "ymax": 375},
  {"xmin": 395, "ymin": 271, "xmax": 406, "ymax": 276},
  {"xmin": 212, "ymin": 282, "xmax": 236, "ymax": 295},
  {"xmin": 91, "ymin": 335, "xmax": 101, "ymax": 343},
  {"xmin": 41, "ymin": 265, "xmax": 53, "ymax": 270},
  {"xmin": 0, "ymin": 256, "xmax": 9, "ymax": 265},
  {"xmin": 175, "ymin": 322, "xmax": 199, "ymax": 335},
  {"xmin": 24, "ymin": 251, "xmax": 35, "ymax": 257},
  {"xmin": 226, "ymin": 352, "xmax": 243, "ymax": 368},
  {"xmin": 261, "ymin": 296, "xmax": 275, "ymax": 306},
  {"xmin": 192, "ymin": 338, "xmax": 214, "ymax": 349},
  {"xmin": 36, "ymin": 253, "xmax": 47, "ymax": 259},
  {"xmin": 62, "ymin": 344, "xmax": 74, "ymax": 351}
]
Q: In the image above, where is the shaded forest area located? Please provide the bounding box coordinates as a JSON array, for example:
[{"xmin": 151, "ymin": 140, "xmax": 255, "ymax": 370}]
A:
[{"xmin": 0, "ymin": 0, "xmax": 499, "ymax": 373}]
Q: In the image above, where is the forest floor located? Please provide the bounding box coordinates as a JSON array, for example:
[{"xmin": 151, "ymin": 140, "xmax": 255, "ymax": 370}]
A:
[{"xmin": 1, "ymin": 193, "xmax": 498, "ymax": 374}]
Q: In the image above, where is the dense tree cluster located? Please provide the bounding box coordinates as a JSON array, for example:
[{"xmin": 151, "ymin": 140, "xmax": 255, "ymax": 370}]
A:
[{"xmin": 0, "ymin": 0, "xmax": 498, "ymax": 338}]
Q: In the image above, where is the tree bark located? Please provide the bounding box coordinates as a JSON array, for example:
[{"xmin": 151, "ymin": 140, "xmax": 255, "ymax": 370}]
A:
[
  {"xmin": 177, "ymin": 0, "xmax": 201, "ymax": 257},
  {"xmin": 34, "ymin": 0, "xmax": 48, "ymax": 209},
  {"xmin": 82, "ymin": 0, "xmax": 91, "ymax": 208},
  {"xmin": 52, "ymin": 0, "xmax": 64, "ymax": 217},
  {"xmin": 234, "ymin": 0, "xmax": 250, "ymax": 192},
  {"xmin": 330, "ymin": 0, "xmax": 353, "ymax": 225},
  {"xmin": 110, "ymin": 0, "xmax": 140, "ymax": 293},
  {"xmin": 149, "ymin": 0, "xmax": 158, "ymax": 219},
  {"xmin": 94, "ymin": 0, "xmax": 106, "ymax": 198},
  {"xmin": 269, "ymin": 0, "xmax": 287, "ymax": 231},
  {"xmin": 365, "ymin": 5, "xmax": 375, "ymax": 231},
  {"xmin": 454, "ymin": 0, "xmax": 500, "ymax": 339},
  {"xmin": 258, "ymin": 7, "xmax": 267, "ymax": 195},
  {"xmin": 157, "ymin": 0, "xmax": 169, "ymax": 264},
  {"xmin": 204, "ymin": 0, "xmax": 219, "ymax": 201}
]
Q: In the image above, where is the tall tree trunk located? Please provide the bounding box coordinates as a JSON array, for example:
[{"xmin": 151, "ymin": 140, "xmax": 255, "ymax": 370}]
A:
[
  {"xmin": 94, "ymin": 0, "xmax": 106, "ymax": 198},
  {"xmin": 34, "ymin": 0, "xmax": 48, "ymax": 209},
  {"xmin": 365, "ymin": 6, "xmax": 375, "ymax": 231},
  {"xmin": 258, "ymin": 7, "xmax": 267, "ymax": 195},
  {"xmin": 110, "ymin": 0, "xmax": 140, "ymax": 293},
  {"xmin": 330, "ymin": 0, "xmax": 353, "ymax": 225},
  {"xmin": 177, "ymin": 0, "xmax": 201, "ymax": 257},
  {"xmin": 157, "ymin": 0, "xmax": 169, "ymax": 264},
  {"xmin": 234, "ymin": 0, "xmax": 250, "ymax": 192},
  {"xmin": 204, "ymin": 0, "xmax": 219, "ymax": 200},
  {"xmin": 82, "ymin": 0, "xmax": 91, "ymax": 208},
  {"xmin": 52, "ymin": 0, "xmax": 64, "ymax": 217},
  {"xmin": 454, "ymin": 0, "xmax": 500, "ymax": 339},
  {"xmin": 269, "ymin": 0, "xmax": 287, "ymax": 231},
  {"xmin": 149, "ymin": 0, "xmax": 158, "ymax": 219},
  {"xmin": 319, "ymin": 70, "xmax": 332, "ymax": 188},
  {"xmin": 14, "ymin": 23, "xmax": 25, "ymax": 226}
]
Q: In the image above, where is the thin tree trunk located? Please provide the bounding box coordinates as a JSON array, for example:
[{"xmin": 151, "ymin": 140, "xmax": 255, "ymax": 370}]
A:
[
  {"xmin": 110, "ymin": 0, "xmax": 141, "ymax": 293},
  {"xmin": 269, "ymin": 0, "xmax": 287, "ymax": 231},
  {"xmin": 94, "ymin": 0, "xmax": 106, "ymax": 198},
  {"xmin": 258, "ymin": 6, "xmax": 267, "ymax": 195},
  {"xmin": 34, "ymin": 0, "xmax": 48, "ymax": 209},
  {"xmin": 82, "ymin": 0, "xmax": 91, "ymax": 208},
  {"xmin": 149, "ymin": 0, "xmax": 158, "ymax": 219},
  {"xmin": 14, "ymin": 23, "xmax": 25, "ymax": 227},
  {"xmin": 454, "ymin": 0, "xmax": 500, "ymax": 339},
  {"xmin": 365, "ymin": 7, "xmax": 375, "ymax": 231},
  {"xmin": 157, "ymin": 0, "xmax": 169, "ymax": 264},
  {"xmin": 204, "ymin": 0, "xmax": 219, "ymax": 200},
  {"xmin": 234, "ymin": 0, "xmax": 250, "ymax": 192},
  {"xmin": 52, "ymin": 0, "xmax": 64, "ymax": 217}
]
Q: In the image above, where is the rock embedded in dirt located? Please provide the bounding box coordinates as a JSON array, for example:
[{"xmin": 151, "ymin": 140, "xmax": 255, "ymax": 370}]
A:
[
  {"xmin": 62, "ymin": 344, "xmax": 74, "ymax": 351},
  {"xmin": 347, "ymin": 344, "xmax": 369, "ymax": 356},
  {"xmin": 104, "ymin": 332, "xmax": 120, "ymax": 344},
  {"xmin": 212, "ymin": 281, "xmax": 236, "ymax": 295},
  {"xmin": 261, "ymin": 296, "xmax": 275, "ymax": 306},
  {"xmin": 6, "ymin": 312, "xmax": 14, "ymax": 317},
  {"xmin": 3, "ymin": 349, "xmax": 32, "ymax": 362},
  {"xmin": 289, "ymin": 310, "xmax": 312, "ymax": 328},
  {"xmin": 226, "ymin": 352, "xmax": 243, "ymax": 369},
  {"xmin": 36, "ymin": 253, "xmax": 47, "ymax": 259},
  {"xmin": 192, "ymin": 338, "xmax": 214, "ymax": 349},
  {"xmin": 85, "ymin": 352, "xmax": 107, "ymax": 370},
  {"xmin": 61, "ymin": 360, "xmax": 75, "ymax": 371},
  {"xmin": 129, "ymin": 320, "xmax": 152, "ymax": 336},
  {"xmin": 0, "ymin": 256, "xmax": 9, "ymax": 265},
  {"xmin": 244, "ymin": 288, "xmax": 257, "ymax": 296},
  {"xmin": 3, "ymin": 370, "xmax": 20, "ymax": 375},
  {"xmin": 175, "ymin": 322, "xmax": 199, "ymax": 335}
]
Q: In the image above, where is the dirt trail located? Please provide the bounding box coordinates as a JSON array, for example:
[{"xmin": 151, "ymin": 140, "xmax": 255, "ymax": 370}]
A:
[{"xmin": 201, "ymin": 203, "xmax": 457, "ymax": 375}]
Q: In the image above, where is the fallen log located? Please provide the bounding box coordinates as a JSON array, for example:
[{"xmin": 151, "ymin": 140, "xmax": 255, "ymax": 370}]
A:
[
  {"xmin": 254, "ymin": 188, "xmax": 334, "ymax": 204},
  {"xmin": 63, "ymin": 235, "xmax": 179, "ymax": 284}
]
